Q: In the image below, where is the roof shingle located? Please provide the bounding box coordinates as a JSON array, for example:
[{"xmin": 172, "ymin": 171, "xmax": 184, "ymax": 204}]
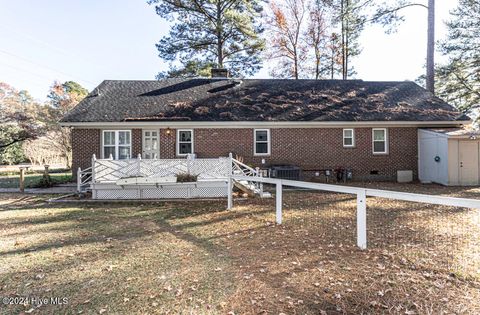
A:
[{"xmin": 61, "ymin": 79, "xmax": 470, "ymax": 123}]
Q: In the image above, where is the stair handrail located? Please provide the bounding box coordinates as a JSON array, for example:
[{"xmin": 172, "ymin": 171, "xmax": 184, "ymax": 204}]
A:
[
  {"xmin": 77, "ymin": 166, "xmax": 93, "ymax": 193},
  {"xmin": 231, "ymin": 157, "xmax": 263, "ymax": 193},
  {"xmin": 231, "ymin": 158, "xmax": 258, "ymax": 177}
]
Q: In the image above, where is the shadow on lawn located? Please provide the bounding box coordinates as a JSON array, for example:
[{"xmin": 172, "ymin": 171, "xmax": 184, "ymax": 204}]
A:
[
  {"xmin": 0, "ymin": 198, "xmax": 242, "ymax": 314},
  {"xmin": 1, "ymin": 193, "xmax": 479, "ymax": 314}
]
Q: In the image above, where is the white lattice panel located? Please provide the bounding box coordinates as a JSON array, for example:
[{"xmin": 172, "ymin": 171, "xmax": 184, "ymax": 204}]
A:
[
  {"xmin": 191, "ymin": 187, "xmax": 227, "ymax": 198},
  {"xmin": 141, "ymin": 188, "xmax": 189, "ymax": 199},
  {"xmin": 95, "ymin": 188, "xmax": 140, "ymax": 199},
  {"xmin": 92, "ymin": 181, "xmax": 227, "ymax": 199}
]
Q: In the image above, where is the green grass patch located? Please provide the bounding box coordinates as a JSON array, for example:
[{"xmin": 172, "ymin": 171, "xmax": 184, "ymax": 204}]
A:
[{"xmin": 0, "ymin": 172, "xmax": 72, "ymax": 188}]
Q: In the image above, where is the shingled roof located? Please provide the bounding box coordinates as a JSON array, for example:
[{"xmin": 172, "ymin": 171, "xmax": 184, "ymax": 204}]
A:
[{"xmin": 61, "ymin": 79, "xmax": 470, "ymax": 123}]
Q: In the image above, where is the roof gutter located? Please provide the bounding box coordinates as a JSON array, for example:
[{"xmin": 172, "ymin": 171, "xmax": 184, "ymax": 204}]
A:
[{"xmin": 59, "ymin": 120, "xmax": 471, "ymax": 129}]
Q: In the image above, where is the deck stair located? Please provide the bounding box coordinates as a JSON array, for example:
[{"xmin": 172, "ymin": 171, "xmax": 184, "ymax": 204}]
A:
[{"xmin": 231, "ymin": 157, "xmax": 271, "ymax": 198}]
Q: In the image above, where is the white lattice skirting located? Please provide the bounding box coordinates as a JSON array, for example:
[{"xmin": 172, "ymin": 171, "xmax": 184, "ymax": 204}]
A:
[{"xmin": 91, "ymin": 181, "xmax": 228, "ymax": 200}]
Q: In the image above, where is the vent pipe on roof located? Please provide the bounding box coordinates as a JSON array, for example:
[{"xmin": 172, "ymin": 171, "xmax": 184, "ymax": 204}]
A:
[{"xmin": 211, "ymin": 68, "xmax": 229, "ymax": 79}]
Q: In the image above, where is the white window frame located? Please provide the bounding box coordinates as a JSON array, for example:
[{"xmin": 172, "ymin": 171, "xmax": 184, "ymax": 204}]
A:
[
  {"xmin": 176, "ymin": 129, "xmax": 194, "ymax": 156},
  {"xmin": 102, "ymin": 130, "xmax": 132, "ymax": 159},
  {"xmin": 254, "ymin": 129, "xmax": 271, "ymax": 156},
  {"xmin": 343, "ymin": 128, "xmax": 355, "ymax": 147},
  {"xmin": 372, "ymin": 128, "xmax": 388, "ymax": 154}
]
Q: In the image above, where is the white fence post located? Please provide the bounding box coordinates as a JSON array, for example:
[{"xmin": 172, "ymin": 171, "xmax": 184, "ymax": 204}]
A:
[
  {"xmin": 137, "ymin": 154, "xmax": 142, "ymax": 176},
  {"xmin": 228, "ymin": 152, "xmax": 233, "ymax": 175},
  {"xmin": 227, "ymin": 176, "xmax": 233, "ymax": 210},
  {"xmin": 77, "ymin": 167, "xmax": 82, "ymax": 193},
  {"xmin": 276, "ymin": 181, "xmax": 282, "ymax": 224},
  {"xmin": 256, "ymin": 167, "xmax": 264, "ymax": 197},
  {"xmin": 357, "ymin": 189, "xmax": 367, "ymax": 250},
  {"xmin": 91, "ymin": 154, "xmax": 96, "ymax": 184}
]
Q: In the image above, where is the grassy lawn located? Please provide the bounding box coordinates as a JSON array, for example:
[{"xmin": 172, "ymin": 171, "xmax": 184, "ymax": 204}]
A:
[
  {"xmin": 0, "ymin": 172, "xmax": 72, "ymax": 189},
  {"xmin": 0, "ymin": 189, "xmax": 479, "ymax": 314}
]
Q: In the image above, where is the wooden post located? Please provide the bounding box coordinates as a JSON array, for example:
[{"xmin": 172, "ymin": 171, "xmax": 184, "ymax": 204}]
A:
[
  {"xmin": 44, "ymin": 164, "xmax": 49, "ymax": 176},
  {"xmin": 227, "ymin": 176, "xmax": 233, "ymax": 210},
  {"xmin": 357, "ymin": 189, "xmax": 367, "ymax": 250},
  {"xmin": 19, "ymin": 168, "xmax": 25, "ymax": 193},
  {"xmin": 276, "ymin": 181, "xmax": 282, "ymax": 224}
]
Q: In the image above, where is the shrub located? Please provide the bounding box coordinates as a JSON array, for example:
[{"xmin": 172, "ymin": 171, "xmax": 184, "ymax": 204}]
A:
[
  {"xmin": 176, "ymin": 172, "xmax": 198, "ymax": 182},
  {"xmin": 0, "ymin": 142, "xmax": 27, "ymax": 165},
  {"xmin": 36, "ymin": 174, "xmax": 53, "ymax": 188}
]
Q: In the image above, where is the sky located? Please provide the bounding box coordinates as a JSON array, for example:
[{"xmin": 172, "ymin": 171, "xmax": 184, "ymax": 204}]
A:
[{"xmin": 0, "ymin": 0, "xmax": 459, "ymax": 101}]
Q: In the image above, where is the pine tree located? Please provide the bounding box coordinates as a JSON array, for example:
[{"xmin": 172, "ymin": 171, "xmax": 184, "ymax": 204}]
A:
[
  {"xmin": 436, "ymin": 0, "xmax": 480, "ymax": 118},
  {"xmin": 148, "ymin": 0, "xmax": 265, "ymax": 78}
]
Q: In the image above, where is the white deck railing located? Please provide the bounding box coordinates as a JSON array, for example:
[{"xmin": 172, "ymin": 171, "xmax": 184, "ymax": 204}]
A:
[
  {"xmin": 78, "ymin": 153, "xmax": 265, "ymax": 196},
  {"xmin": 92, "ymin": 155, "xmax": 231, "ymax": 183}
]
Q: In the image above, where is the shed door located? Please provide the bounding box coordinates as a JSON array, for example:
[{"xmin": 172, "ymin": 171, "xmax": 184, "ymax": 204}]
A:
[{"xmin": 459, "ymin": 141, "xmax": 479, "ymax": 185}]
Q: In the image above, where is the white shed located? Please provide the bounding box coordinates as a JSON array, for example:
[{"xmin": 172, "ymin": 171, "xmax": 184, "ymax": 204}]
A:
[{"xmin": 418, "ymin": 128, "xmax": 480, "ymax": 186}]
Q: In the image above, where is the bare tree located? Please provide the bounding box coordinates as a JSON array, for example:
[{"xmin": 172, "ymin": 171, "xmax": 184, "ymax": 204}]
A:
[
  {"xmin": 266, "ymin": 0, "xmax": 308, "ymax": 79},
  {"xmin": 305, "ymin": 0, "xmax": 328, "ymax": 79},
  {"xmin": 327, "ymin": 32, "xmax": 343, "ymax": 79}
]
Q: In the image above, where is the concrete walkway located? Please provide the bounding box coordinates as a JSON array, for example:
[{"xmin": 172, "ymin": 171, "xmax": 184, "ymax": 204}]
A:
[{"xmin": 0, "ymin": 183, "xmax": 76, "ymax": 194}]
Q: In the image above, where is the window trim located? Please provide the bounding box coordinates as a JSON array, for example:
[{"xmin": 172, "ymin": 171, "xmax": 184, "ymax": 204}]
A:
[
  {"xmin": 102, "ymin": 130, "xmax": 132, "ymax": 159},
  {"xmin": 372, "ymin": 128, "xmax": 388, "ymax": 154},
  {"xmin": 343, "ymin": 128, "xmax": 355, "ymax": 147},
  {"xmin": 254, "ymin": 129, "xmax": 271, "ymax": 156},
  {"xmin": 176, "ymin": 129, "xmax": 194, "ymax": 157}
]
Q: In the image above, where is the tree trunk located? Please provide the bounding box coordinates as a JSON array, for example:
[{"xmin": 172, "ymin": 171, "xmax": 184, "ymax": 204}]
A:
[
  {"xmin": 216, "ymin": 2, "xmax": 224, "ymax": 68},
  {"xmin": 345, "ymin": 0, "xmax": 349, "ymax": 80},
  {"xmin": 294, "ymin": 47, "xmax": 299, "ymax": 79},
  {"xmin": 426, "ymin": 0, "xmax": 435, "ymax": 94},
  {"xmin": 341, "ymin": 0, "xmax": 346, "ymax": 80},
  {"xmin": 330, "ymin": 40, "xmax": 334, "ymax": 79}
]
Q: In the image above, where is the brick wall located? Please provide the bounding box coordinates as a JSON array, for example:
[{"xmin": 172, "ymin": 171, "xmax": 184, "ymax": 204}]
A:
[
  {"xmin": 71, "ymin": 127, "xmax": 418, "ymax": 181},
  {"xmin": 132, "ymin": 129, "xmax": 142, "ymax": 158},
  {"xmin": 160, "ymin": 128, "xmax": 176, "ymax": 158},
  {"xmin": 71, "ymin": 128, "xmax": 101, "ymax": 175}
]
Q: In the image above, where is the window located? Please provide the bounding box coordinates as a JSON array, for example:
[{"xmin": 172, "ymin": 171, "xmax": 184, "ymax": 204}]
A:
[
  {"xmin": 372, "ymin": 128, "xmax": 388, "ymax": 154},
  {"xmin": 254, "ymin": 129, "xmax": 270, "ymax": 155},
  {"xmin": 177, "ymin": 129, "xmax": 193, "ymax": 156},
  {"xmin": 343, "ymin": 129, "xmax": 355, "ymax": 147},
  {"xmin": 102, "ymin": 130, "xmax": 131, "ymax": 159}
]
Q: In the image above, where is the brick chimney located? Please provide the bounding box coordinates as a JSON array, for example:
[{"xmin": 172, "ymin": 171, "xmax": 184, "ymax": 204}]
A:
[{"xmin": 211, "ymin": 68, "xmax": 229, "ymax": 78}]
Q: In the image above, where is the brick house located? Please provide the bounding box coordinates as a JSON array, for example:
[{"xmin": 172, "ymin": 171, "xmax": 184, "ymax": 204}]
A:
[{"xmin": 60, "ymin": 74, "xmax": 470, "ymax": 181}]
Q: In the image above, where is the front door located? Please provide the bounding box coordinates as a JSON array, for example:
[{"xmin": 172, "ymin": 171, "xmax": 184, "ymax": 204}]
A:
[
  {"xmin": 459, "ymin": 141, "xmax": 479, "ymax": 185},
  {"xmin": 143, "ymin": 130, "xmax": 159, "ymax": 159}
]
